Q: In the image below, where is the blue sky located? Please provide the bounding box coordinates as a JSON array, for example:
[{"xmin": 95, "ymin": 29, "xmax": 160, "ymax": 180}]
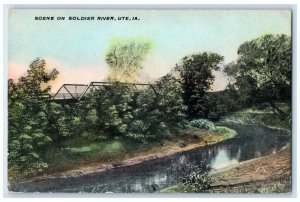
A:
[{"xmin": 8, "ymin": 9, "xmax": 291, "ymax": 91}]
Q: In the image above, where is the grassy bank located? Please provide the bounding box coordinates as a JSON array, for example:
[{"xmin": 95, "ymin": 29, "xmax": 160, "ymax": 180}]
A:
[
  {"xmin": 219, "ymin": 102, "xmax": 291, "ymax": 131},
  {"xmin": 17, "ymin": 125, "xmax": 236, "ymax": 182}
]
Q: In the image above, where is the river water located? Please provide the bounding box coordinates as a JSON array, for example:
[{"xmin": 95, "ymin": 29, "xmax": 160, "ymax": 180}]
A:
[{"xmin": 10, "ymin": 124, "xmax": 290, "ymax": 193}]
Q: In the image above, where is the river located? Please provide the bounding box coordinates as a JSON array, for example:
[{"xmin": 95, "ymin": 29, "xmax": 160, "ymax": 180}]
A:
[{"xmin": 10, "ymin": 124, "xmax": 290, "ymax": 193}]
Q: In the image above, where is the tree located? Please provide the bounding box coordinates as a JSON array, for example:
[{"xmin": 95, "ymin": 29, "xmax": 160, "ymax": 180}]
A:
[
  {"xmin": 10, "ymin": 58, "xmax": 58, "ymax": 98},
  {"xmin": 174, "ymin": 52, "xmax": 224, "ymax": 118},
  {"xmin": 127, "ymin": 74, "xmax": 187, "ymax": 143},
  {"xmin": 46, "ymin": 102, "xmax": 81, "ymax": 140},
  {"xmin": 78, "ymin": 84, "xmax": 134, "ymax": 140},
  {"xmin": 8, "ymin": 58, "xmax": 58, "ymax": 180},
  {"xmin": 105, "ymin": 37, "xmax": 152, "ymax": 82},
  {"xmin": 227, "ymin": 34, "xmax": 291, "ymax": 117},
  {"xmin": 224, "ymin": 62, "xmax": 258, "ymax": 107}
]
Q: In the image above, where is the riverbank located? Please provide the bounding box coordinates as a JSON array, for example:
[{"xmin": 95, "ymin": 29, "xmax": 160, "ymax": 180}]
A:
[
  {"xmin": 209, "ymin": 145, "xmax": 291, "ymax": 193},
  {"xmin": 219, "ymin": 103, "xmax": 291, "ymax": 132},
  {"xmin": 10, "ymin": 126, "xmax": 236, "ymax": 187},
  {"xmin": 161, "ymin": 105, "xmax": 292, "ymax": 194},
  {"xmin": 211, "ymin": 106, "xmax": 292, "ymax": 193},
  {"xmin": 161, "ymin": 145, "xmax": 291, "ymax": 193}
]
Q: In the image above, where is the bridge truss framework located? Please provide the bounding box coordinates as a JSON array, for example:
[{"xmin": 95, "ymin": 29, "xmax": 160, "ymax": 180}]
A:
[{"xmin": 51, "ymin": 81, "xmax": 156, "ymax": 101}]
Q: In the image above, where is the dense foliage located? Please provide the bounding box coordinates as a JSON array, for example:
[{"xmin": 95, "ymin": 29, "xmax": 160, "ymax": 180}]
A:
[
  {"xmin": 46, "ymin": 102, "xmax": 81, "ymax": 140},
  {"xmin": 204, "ymin": 87, "xmax": 240, "ymax": 120},
  {"xmin": 126, "ymin": 74, "xmax": 187, "ymax": 143},
  {"xmin": 224, "ymin": 34, "xmax": 291, "ymax": 118},
  {"xmin": 174, "ymin": 52, "xmax": 224, "ymax": 119},
  {"xmin": 78, "ymin": 74, "xmax": 187, "ymax": 144},
  {"xmin": 77, "ymin": 84, "xmax": 134, "ymax": 140},
  {"xmin": 8, "ymin": 58, "xmax": 58, "ymax": 179},
  {"xmin": 9, "ymin": 64, "xmax": 187, "ymax": 180}
]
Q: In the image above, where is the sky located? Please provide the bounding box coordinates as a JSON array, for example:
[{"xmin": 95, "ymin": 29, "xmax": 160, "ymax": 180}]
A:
[{"xmin": 8, "ymin": 9, "xmax": 291, "ymax": 92}]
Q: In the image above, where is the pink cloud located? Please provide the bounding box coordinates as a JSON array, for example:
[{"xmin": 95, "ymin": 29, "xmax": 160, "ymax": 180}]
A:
[
  {"xmin": 211, "ymin": 70, "xmax": 229, "ymax": 92},
  {"xmin": 8, "ymin": 63, "xmax": 27, "ymax": 81},
  {"xmin": 8, "ymin": 59, "xmax": 108, "ymax": 93}
]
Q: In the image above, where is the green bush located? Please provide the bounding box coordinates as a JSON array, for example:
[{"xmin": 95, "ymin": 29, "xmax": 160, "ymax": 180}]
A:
[
  {"xmin": 46, "ymin": 102, "xmax": 82, "ymax": 139},
  {"xmin": 214, "ymin": 126, "xmax": 237, "ymax": 139},
  {"xmin": 190, "ymin": 119, "xmax": 216, "ymax": 131}
]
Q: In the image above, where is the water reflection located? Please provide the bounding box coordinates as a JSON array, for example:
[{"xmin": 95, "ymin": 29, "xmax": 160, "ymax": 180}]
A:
[
  {"xmin": 211, "ymin": 147, "xmax": 240, "ymax": 169},
  {"xmin": 12, "ymin": 124, "xmax": 290, "ymax": 193}
]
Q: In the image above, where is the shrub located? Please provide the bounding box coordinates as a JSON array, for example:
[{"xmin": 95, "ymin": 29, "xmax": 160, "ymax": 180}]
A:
[
  {"xmin": 213, "ymin": 126, "xmax": 237, "ymax": 139},
  {"xmin": 190, "ymin": 119, "xmax": 216, "ymax": 131},
  {"xmin": 177, "ymin": 162, "xmax": 212, "ymax": 193}
]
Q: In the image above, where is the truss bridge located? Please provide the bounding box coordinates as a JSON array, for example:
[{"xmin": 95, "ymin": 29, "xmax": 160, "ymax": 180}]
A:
[{"xmin": 51, "ymin": 81, "xmax": 155, "ymax": 101}]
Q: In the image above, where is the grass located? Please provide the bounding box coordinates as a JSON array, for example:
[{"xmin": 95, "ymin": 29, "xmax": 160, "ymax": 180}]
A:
[
  {"xmin": 162, "ymin": 177, "xmax": 292, "ymax": 193},
  {"xmin": 220, "ymin": 102, "xmax": 291, "ymax": 131},
  {"xmin": 213, "ymin": 126, "xmax": 237, "ymax": 139},
  {"xmin": 43, "ymin": 136, "xmax": 143, "ymax": 174},
  {"xmin": 65, "ymin": 141, "xmax": 124, "ymax": 154}
]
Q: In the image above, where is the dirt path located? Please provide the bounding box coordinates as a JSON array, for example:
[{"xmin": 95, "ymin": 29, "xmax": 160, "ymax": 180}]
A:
[{"xmin": 209, "ymin": 145, "xmax": 291, "ymax": 193}]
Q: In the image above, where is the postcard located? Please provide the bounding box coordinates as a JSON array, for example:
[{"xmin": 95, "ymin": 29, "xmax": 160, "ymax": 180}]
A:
[{"xmin": 7, "ymin": 9, "xmax": 292, "ymax": 193}]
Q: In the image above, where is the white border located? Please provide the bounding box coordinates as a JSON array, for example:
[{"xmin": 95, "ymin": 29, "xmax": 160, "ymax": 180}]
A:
[{"xmin": 1, "ymin": 1, "xmax": 299, "ymax": 202}]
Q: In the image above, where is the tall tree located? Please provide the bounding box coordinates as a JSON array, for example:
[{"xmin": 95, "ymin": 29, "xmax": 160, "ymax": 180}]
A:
[
  {"xmin": 174, "ymin": 52, "xmax": 224, "ymax": 118},
  {"xmin": 127, "ymin": 74, "xmax": 187, "ymax": 143},
  {"xmin": 105, "ymin": 37, "xmax": 152, "ymax": 82},
  {"xmin": 227, "ymin": 34, "xmax": 291, "ymax": 117},
  {"xmin": 8, "ymin": 58, "xmax": 58, "ymax": 180}
]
